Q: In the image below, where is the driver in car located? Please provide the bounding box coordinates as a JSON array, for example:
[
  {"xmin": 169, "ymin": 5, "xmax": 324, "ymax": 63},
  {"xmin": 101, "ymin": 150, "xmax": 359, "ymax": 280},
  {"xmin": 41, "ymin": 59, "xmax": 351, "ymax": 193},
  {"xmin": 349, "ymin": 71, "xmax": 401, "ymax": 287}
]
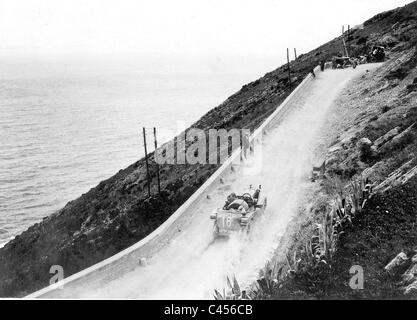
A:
[{"xmin": 223, "ymin": 193, "xmax": 237, "ymax": 210}]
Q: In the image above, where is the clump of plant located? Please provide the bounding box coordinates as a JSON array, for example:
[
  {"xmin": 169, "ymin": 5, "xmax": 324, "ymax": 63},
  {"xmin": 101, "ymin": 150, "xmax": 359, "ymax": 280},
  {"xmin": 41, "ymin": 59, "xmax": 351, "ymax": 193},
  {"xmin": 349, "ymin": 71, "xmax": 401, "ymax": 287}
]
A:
[
  {"xmin": 357, "ymin": 138, "xmax": 375, "ymax": 163},
  {"xmin": 332, "ymin": 196, "xmax": 352, "ymax": 229},
  {"xmin": 309, "ymin": 175, "xmax": 372, "ymax": 265},
  {"xmin": 286, "ymin": 251, "xmax": 301, "ymax": 277},
  {"xmin": 311, "ymin": 209, "xmax": 339, "ymax": 265},
  {"xmin": 214, "ymin": 260, "xmax": 288, "ymax": 300},
  {"xmin": 347, "ymin": 175, "xmax": 372, "ymax": 214},
  {"xmin": 214, "ymin": 276, "xmax": 245, "ymax": 300}
]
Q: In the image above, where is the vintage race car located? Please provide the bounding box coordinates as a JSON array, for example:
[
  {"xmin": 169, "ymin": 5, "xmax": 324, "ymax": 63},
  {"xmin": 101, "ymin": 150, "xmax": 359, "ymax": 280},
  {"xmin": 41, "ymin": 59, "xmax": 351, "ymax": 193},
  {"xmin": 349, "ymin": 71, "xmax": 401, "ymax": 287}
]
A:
[
  {"xmin": 332, "ymin": 56, "xmax": 352, "ymax": 69},
  {"xmin": 210, "ymin": 185, "xmax": 267, "ymax": 236}
]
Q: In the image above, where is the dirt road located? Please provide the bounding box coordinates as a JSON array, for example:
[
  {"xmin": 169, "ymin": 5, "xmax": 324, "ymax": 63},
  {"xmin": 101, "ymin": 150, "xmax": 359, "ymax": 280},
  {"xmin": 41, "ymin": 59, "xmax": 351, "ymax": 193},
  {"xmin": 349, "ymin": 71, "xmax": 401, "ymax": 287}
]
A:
[{"xmin": 29, "ymin": 64, "xmax": 381, "ymax": 299}]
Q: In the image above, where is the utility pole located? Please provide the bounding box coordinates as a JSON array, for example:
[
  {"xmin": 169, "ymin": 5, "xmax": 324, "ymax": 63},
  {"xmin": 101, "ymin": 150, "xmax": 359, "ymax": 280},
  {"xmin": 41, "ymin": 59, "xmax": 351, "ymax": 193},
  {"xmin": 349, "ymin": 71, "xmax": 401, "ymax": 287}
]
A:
[
  {"xmin": 341, "ymin": 25, "xmax": 349, "ymax": 57},
  {"xmin": 348, "ymin": 25, "xmax": 351, "ymax": 57},
  {"xmin": 287, "ymin": 48, "xmax": 292, "ymax": 90},
  {"xmin": 153, "ymin": 127, "xmax": 161, "ymax": 195},
  {"xmin": 294, "ymin": 48, "xmax": 297, "ymax": 60},
  {"xmin": 142, "ymin": 127, "xmax": 151, "ymax": 198}
]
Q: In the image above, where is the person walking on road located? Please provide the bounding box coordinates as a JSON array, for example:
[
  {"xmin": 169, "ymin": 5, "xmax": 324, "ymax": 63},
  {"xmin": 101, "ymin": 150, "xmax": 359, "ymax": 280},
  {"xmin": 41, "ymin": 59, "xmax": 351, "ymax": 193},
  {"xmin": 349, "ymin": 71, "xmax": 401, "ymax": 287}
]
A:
[{"xmin": 310, "ymin": 68, "xmax": 316, "ymax": 78}]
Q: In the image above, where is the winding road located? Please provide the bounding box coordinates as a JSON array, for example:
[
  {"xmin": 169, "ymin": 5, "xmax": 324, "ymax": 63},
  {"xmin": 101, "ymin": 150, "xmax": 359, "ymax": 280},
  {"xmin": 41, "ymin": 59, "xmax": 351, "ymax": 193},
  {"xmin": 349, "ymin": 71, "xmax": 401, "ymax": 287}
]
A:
[{"xmin": 28, "ymin": 64, "xmax": 380, "ymax": 299}]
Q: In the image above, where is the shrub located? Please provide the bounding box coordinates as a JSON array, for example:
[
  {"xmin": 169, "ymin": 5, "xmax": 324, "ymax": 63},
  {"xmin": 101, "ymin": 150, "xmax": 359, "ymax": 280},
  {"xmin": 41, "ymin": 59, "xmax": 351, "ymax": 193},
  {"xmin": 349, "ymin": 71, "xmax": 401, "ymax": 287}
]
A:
[
  {"xmin": 214, "ymin": 276, "xmax": 242, "ymax": 300},
  {"xmin": 313, "ymin": 209, "xmax": 338, "ymax": 264},
  {"xmin": 357, "ymin": 138, "xmax": 374, "ymax": 162}
]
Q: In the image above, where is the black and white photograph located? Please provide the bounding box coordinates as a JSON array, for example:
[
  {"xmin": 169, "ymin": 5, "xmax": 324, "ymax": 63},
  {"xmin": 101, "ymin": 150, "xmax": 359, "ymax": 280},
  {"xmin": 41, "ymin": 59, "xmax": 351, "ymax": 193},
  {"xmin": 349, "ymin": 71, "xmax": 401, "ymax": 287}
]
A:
[{"xmin": 1, "ymin": 0, "xmax": 417, "ymax": 311}]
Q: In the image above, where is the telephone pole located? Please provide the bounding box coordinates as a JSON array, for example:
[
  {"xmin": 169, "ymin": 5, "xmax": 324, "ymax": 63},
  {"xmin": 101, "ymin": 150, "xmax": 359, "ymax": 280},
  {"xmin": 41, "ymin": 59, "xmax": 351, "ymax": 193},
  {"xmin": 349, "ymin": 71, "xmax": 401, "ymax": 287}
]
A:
[
  {"xmin": 142, "ymin": 127, "xmax": 151, "ymax": 198},
  {"xmin": 153, "ymin": 127, "xmax": 161, "ymax": 195},
  {"xmin": 287, "ymin": 48, "xmax": 292, "ymax": 90}
]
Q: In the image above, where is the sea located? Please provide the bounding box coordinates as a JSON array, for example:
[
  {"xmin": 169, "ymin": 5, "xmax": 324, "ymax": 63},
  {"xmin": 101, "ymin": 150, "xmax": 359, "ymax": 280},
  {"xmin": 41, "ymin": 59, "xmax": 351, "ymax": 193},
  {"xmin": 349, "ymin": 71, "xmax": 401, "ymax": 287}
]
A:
[{"xmin": 0, "ymin": 54, "xmax": 278, "ymax": 246}]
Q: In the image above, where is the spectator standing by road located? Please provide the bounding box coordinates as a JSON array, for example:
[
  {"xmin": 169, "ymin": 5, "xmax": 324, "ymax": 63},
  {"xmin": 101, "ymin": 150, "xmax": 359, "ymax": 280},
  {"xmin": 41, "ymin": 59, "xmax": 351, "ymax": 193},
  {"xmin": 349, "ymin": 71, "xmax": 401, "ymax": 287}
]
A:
[{"xmin": 310, "ymin": 68, "xmax": 316, "ymax": 78}]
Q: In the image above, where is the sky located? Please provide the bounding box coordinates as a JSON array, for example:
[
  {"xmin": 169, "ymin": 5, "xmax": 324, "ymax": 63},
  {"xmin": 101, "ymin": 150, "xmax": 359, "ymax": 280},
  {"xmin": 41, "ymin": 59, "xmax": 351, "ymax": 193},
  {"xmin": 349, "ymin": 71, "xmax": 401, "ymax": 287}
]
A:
[{"xmin": 0, "ymin": 0, "xmax": 414, "ymax": 74}]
